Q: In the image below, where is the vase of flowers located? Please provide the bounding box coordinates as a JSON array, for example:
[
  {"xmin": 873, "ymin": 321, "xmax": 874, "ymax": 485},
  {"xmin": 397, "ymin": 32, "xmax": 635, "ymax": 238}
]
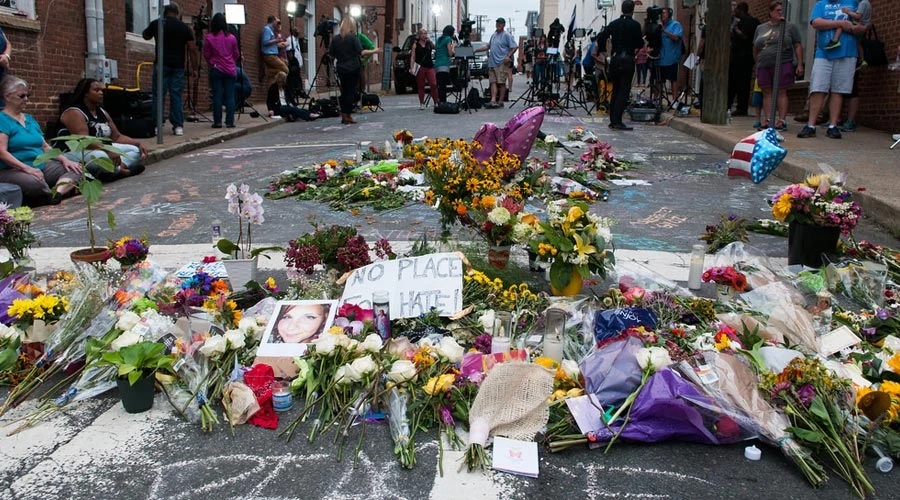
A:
[
  {"xmin": 285, "ymin": 223, "xmax": 395, "ymax": 275},
  {"xmin": 216, "ymin": 183, "xmax": 281, "ymax": 291},
  {"xmin": 107, "ymin": 235, "xmax": 150, "ymax": 268},
  {"xmin": 771, "ymin": 173, "xmax": 860, "ymax": 268},
  {"xmin": 0, "ymin": 205, "xmax": 37, "ymax": 269},
  {"xmin": 701, "ymin": 266, "xmax": 748, "ymax": 302},
  {"xmin": 528, "ymin": 200, "xmax": 615, "ymax": 295},
  {"xmin": 462, "ymin": 196, "xmax": 537, "ymax": 270}
]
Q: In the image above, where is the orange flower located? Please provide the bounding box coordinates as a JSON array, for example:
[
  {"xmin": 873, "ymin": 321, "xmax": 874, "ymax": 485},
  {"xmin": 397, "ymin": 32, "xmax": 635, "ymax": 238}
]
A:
[
  {"xmin": 456, "ymin": 204, "xmax": 467, "ymax": 216},
  {"xmin": 480, "ymin": 196, "xmax": 496, "ymax": 210},
  {"xmin": 732, "ymin": 274, "xmax": 748, "ymax": 292}
]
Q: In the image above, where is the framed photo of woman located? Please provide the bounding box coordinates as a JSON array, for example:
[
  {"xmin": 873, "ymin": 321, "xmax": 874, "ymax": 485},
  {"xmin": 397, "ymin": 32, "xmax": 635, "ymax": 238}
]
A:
[{"xmin": 257, "ymin": 300, "xmax": 338, "ymax": 357}]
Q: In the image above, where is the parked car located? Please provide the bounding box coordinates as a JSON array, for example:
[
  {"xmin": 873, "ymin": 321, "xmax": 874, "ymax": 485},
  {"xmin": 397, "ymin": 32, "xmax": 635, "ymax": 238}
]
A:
[{"xmin": 393, "ymin": 36, "xmax": 490, "ymax": 94}]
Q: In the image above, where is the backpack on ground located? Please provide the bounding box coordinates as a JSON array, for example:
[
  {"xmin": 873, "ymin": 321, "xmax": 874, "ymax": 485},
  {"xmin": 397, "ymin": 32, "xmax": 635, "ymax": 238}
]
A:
[{"xmin": 434, "ymin": 101, "xmax": 460, "ymax": 114}]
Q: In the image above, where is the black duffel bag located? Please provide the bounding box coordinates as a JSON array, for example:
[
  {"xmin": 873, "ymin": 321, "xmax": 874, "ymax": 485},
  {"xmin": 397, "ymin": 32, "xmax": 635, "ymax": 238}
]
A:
[
  {"xmin": 434, "ymin": 101, "xmax": 460, "ymax": 114},
  {"xmin": 311, "ymin": 97, "xmax": 340, "ymax": 118},
  {"xmin": 862, "ymin": 25, "xmax": 889, "ymax": 66}
]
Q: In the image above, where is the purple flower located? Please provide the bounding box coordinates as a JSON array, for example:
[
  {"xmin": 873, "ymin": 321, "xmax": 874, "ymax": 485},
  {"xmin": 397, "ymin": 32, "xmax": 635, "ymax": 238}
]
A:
[
  {"xmin": 439, "ymin": 405, "xmax": 455, "ymax": 426},
  {"xmin": 876, "ymin": 308, "xmax": 893, "ymax": 320},
  {"xmin": 473, "ymin": 334, "xmax": 493, "ymax": 355},
  {"xmin": 862, "ymin": 327, "xmax": 877, "ymax": 338},
  {"xmin": 770, "ymin": 381, "xmax": 791, "ymax": 402},
  {"xmin": 796, "ymin": 384, "xmax": 817, "ymax": 406}
]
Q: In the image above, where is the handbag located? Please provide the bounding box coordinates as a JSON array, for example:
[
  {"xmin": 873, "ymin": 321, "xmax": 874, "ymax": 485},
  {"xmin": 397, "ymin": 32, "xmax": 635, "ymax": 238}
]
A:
[{"xmin": 862, "ymin": 25, "xmax": 888, "ymax": 66}]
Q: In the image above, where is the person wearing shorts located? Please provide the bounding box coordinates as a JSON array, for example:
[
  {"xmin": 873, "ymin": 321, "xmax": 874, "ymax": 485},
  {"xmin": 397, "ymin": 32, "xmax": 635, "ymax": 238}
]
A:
[
  {"xmin": 475, "ymin": 18, "xmax": 518, "ymax": 108},
  {"xmin": 799, "ymin": 0, "xmax": 866, "ymax": 139},
  {"xmin": 658, "ymin": 8, "xmax": 683, "ymax": 105},
  {"xmin": 753, "ymin": 1, "xmax": 804, "ymax": 130}
]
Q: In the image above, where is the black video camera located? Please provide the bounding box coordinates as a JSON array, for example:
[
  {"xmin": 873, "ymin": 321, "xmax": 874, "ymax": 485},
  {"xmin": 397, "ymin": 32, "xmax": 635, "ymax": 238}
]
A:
[
  {"xmin": 646, "ymin": 6, "xmax": 663, "ymax": 23},
  {"xmin": 459, "ymin": 18, "xmax": 475, "ymax": 42},
  {"xmin": 548, "ymin": 19, "xmax": 565, "ymax": 48}
]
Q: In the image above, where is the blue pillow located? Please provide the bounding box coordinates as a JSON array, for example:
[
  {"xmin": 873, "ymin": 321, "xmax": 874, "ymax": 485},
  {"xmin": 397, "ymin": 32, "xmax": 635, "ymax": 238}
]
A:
[{"xmin": 749, "ymin": 128, "xmax": 787, "ymax": 184}]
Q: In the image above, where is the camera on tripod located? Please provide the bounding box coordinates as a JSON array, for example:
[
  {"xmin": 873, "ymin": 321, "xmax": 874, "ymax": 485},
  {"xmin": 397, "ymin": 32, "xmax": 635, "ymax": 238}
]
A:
[
  {"xmin": 548, "ymin": 19, "xmax": 564, "ymax": 49},
  {"xmin": 459, "ymin": 18, "xmax": 476, "ymax": 45},
  {"xmin": 316, "ymin": 17, "xmax": 339, "ymax": 47},
  {"xmin": 644, "ymin": 6, "xmax": 664, "ymax": 53}
]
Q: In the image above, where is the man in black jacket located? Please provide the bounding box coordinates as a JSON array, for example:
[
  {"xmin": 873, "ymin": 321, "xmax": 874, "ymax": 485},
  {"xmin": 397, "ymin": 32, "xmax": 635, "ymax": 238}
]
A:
[
  {"xmin": 595, "ymin": 0, "xmax": 644, "ymax": 130},
  {"xmin": 727, "ymin": 2, "xmax": 759, "ymax": 116},
  {"xmin": 142, "ymin": 2, "xmax": 197, "ymax": 136}
]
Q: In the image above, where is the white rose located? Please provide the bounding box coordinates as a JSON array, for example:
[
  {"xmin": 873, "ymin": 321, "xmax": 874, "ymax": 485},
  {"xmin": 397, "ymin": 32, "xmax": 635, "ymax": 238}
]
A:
[
  {"xmin": 199, "ymin": 335, "xmax": 228, "ymax": 359},
  {"xmin": 437, "ymin": 336, "xmax": 465, "ymax": 363},
  {"xmin": 110, "ymin": 330, "xmax": 142, "ymax": 351},
  {"xmin": 334, "ymin": 334, "xmax": 352, "ymax": 349},
  {"xmin": 479, "ymin": 310, "xmax": 496, "ymax": 335},
  {"xmin": 635, "ymin": 347, "xmax": 672, "ymax": 371},
  {"xmin": 116, "ymin": 311, "xmax": 141, "ymax": 331},
  {"xmin": 350, "ymin": 355, "xmax": 377, "ymax": 378},
  {"xmin": 387, "ymin": 360, "xmax": 417, "ymax": 384},
  {"xmin": 224, "ymin": 329, "xmax": 246, "ymax": 350},
  {"xmin": 561, "ymin": 359, "xmax": 580, "ymax": 381},
  {"xmin": 545, "ymin": 135, "xmax": 558, "ymax": 144},
  {"xmin": 511, "ymin": 222, "xmax": 533, "ymax": 243},
  {"xmin": 346, "ymin": 338, "xmax": 360, "ymax": 353},
  {"xmin": 361, "ymin": 334, "xmax": 383, "ymax": 353},
  {"xmin": 238, "ymin": 317, "xmax": 264, "ymax": 340},
  {"xmin": 0, "ymin": 324, "xmax": 24, "ymax": 341},
  {"xmin": 334, "ymin": 365, "xmax": 354, "ymax": 385},
  {"xmin": 312, "ymin": 333, "xmax": 338, "ymax": 355}
]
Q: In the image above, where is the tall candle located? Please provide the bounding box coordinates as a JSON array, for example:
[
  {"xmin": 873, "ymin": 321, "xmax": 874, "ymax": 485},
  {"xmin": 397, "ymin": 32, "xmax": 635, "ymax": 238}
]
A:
[
  {"xmin": 543, "ymin": 334, "xmax": 564, "ymax": 362},
  {"xmin": 688, "ymin": 244, "xmax": 705, "ymax": 290},
  {"xmin": 555, "ymin": 149, "xmax": 565, "ymax": 174}
]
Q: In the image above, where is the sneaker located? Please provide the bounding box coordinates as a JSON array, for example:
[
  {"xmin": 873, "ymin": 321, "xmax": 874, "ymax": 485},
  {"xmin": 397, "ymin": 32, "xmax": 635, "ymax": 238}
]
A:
[
  {"xmin": 752, "ymin": 121, "xmax": 762, "ymax": 129},
  {"xmin": 826, "ymin": 125, "xmax": 842, "ymax": 139},
  {"xmin": 797, "ymin": 125, "xmax": 816, "ymax": 138},
  {"xmin": 840, "ymin": 120, "xmax": 857, "ymax": 132},
  {"xmin": 173, "ymin": 126, "xmax": 184, "ymax": 136},
  {"xmin": 824, "ymin": 39, "xmax": 841, "ymax": 50},
  {"xmin": 774, "ymin": 120, "xmax": 787, "ymax": 131},
  {"xmin": 419, "ymin": 103, "xmax": 426, "ymax": 110}
]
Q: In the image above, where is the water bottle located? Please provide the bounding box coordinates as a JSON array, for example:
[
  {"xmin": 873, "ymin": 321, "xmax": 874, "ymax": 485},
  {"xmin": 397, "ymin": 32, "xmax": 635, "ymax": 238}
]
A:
[
  {"xmin": 726, "ymin": 110, "xmax": 732, "ymax": 125},
  {"xmin": 211, "ymin": 220, "xmax": 222, "ymax": 247}
]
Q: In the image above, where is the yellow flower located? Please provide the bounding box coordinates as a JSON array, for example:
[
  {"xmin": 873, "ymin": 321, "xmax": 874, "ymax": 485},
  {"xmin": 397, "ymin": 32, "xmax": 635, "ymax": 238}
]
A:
[
  {"xmin": 328, "ymin": 326, "xmax": 345, "ymax": 335},
  {"xmin": 804, "ymin": 174, "xmax": 822, "ymax": 188},
  {"xmin": 888, "ymin": 354, "xmax": 900, "ymax": 374},
  {"xmin": 772, "ymin": 193, "xmax": 793, "ymax": 221},
  {"xmin": 566, "ymin": 388, "xmax": 584, "ymax": 398},
  {"xmin": 881, "ymin": 380, "xmax": 900, "ymax": 396},
  {"xmin": 572, "ymin": 233, "xmax": 597, "ymax": 260},
  {"xmin": 423, "ymin": 373, "xmax": 456, "ymax": 395},
  {"xmin": 534, "ymin": 357, "xmax": 559, "ymax": 370},
  {"xmin": 566, "ymin": 205, "xmax": 585, "ymax": 223},
  {"xmin": 265, "ymin": 277, "xmax": 276, "ymax": 289},
  {"xmin": 480, "ymin": 196, "xmax": 496, "ymax": 210},
  {"xmin": 7, "ymin": 299, "xmax": 32, "ymax": 319},
  {"xmin": 714, "ymin": 334, "xmax": 731, "ymax": 351},
  {"xmin": 855, "ymin": 386, "xmax": 874, "ymax": 408}
]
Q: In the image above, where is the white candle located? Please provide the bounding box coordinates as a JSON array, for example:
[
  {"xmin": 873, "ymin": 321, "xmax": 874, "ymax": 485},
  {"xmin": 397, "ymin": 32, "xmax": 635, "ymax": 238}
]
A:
[
  {"xmin": 491, "ymin": 336, "xmax": 511, "ymax": 354},
  {"xmin": 543, "ymin": 335, "xmax": 564, "ymax": 362},
  {"xmin": 555, "ymin": 150, "xmax": 565, "ymax": 174},
  {"xmin": 688, "ymin": 244, "xmax": 705, "ymax": 290}
]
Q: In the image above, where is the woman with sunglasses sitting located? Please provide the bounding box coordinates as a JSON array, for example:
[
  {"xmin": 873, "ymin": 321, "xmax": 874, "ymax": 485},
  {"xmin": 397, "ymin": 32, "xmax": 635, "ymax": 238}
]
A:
[{"xmin": 0, "ymin": 77, "xmax": 82, "ymax": 206}]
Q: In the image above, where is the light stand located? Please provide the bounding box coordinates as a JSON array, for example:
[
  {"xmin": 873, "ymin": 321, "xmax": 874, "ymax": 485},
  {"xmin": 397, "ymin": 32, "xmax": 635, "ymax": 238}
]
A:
[{"xmin": 225, "ymin": 3, "xmax": 267, "ymax": 121}]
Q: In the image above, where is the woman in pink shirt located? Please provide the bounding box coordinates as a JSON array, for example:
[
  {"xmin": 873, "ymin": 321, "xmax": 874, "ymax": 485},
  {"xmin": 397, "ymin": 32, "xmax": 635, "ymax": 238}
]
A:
[
  {"xmin": 635, "ymin": 44, "xmax": 649, "ymax": 87},
  {"xmin": 203, "ymin": 13, "xmax": 241, "ymax": 128}
]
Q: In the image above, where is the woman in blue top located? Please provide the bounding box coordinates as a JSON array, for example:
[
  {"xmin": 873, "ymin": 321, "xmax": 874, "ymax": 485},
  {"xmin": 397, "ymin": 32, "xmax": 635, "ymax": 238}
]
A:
[
  {"xmin": 434, "ymin": 26, "xmax": 456, "ymax": 104},
  {"xmin": 0, "ymin": 77, "xmax": 82, "ymax": 206}
]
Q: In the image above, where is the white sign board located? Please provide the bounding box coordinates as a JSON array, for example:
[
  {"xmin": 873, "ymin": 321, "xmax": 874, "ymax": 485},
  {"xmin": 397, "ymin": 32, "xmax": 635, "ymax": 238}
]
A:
[{"xmin": 340, "ymin": 252, "xmax": 464, "ymax": 318}]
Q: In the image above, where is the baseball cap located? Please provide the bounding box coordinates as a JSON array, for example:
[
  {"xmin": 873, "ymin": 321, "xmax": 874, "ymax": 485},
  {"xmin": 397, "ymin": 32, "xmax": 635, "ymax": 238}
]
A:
[{"xmin": 496, "ymin": 17, "xmax": 506, "ymax": 23}]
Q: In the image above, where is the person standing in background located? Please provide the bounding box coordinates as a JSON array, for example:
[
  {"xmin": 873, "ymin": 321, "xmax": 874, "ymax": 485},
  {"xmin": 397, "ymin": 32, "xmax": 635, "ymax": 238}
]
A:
[
  {"xmin": 411, "ymin": 29, "xmax": 438, "ymax": 110},
  {"xmin": 595, "ymin": 0, "xmax": 644, "ymax": 130},
  {"xmin": 261, "ymin": 16, "xmax": 289, "ymax": 89},
  {"xmin": 0, "ymin": 26, "xmax": 12, "ymax": 109},
  {"xmin": 203, "ymin": 13, "xmax": 241, "ymax": 129},
  {"xmin": 329, "ymin": 16, "xmax": 378, "ymax": 124},
  {"xmin": 142, "ymin": 2, "xmax": 197, "ymax": 136},
  {"xmin": 658, "ymin": 7, "xmax": 683, "ymax": 105},
  {"xmin": 728, "ymin": 2, "xmax": 760, "ymax": 116},
  {"xmin": 434, "ymin": 26, "xmax": 457, "ymax": 104}
]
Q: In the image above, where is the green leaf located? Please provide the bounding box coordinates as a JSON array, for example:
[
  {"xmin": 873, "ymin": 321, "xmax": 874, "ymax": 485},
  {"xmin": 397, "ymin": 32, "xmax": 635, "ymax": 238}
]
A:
[
  {"xmin": 128, "ymin": 370, "xmax": 142, "ymax": 386},
  {"xmin": 216, "ymin": 239, "xmax": 240, "ymax": 256},
  {"xmin": 249, "ymin": 245, "xmax": 284, "ymax": 259},
  {"xmin": 549, "ymin": 260, "xmax": 573, "ymax": 291},
  {"xmin": 118, "ymin": 364, "xmax": 136, "ymax": 377},
  {"xmin": 80, "ymin": 178, "xmax": 103, "ymax": 205},
  {"xmin": 90, "ymin": 156, "xmax": 116, "ymax": 173},
  {"xmin": 33, "ymin": 148, "xmax": 64, "ymax": 167},
  {"xmin": 808, "ymin": 396, "xmax": 830, "ymax": 422},
  {"xmin": 0, "ymin": 346, "xmax": 17, "ymax": 372},
  {"xmin": 107, "ymin": 211, "xmax": 116, "ymax": 231},
  {"xmin": 787, "ymin": 426, "xmax": 825, "ymax": 443}
]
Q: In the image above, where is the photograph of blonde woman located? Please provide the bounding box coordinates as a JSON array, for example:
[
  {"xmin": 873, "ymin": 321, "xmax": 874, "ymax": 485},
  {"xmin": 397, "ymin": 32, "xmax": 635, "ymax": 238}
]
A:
[{"xmin": 270, "ymin": 302, "xmax": 332, "ymax": 344}]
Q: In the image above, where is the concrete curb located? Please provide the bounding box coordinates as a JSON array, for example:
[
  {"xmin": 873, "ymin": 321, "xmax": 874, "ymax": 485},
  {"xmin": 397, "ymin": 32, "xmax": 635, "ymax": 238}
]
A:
[
  {"xmin": 668, "ymin": 119, "xmax": 900, "ymax": 237},
  {"xmin": 143, "ymin": 119, "xmax": 286, "ymax": 165}
]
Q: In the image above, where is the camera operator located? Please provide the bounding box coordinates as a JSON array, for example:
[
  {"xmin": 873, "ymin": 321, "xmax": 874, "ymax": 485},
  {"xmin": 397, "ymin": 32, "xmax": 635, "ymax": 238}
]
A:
[
  {"xmin": 435, "ymin": 26, "xmax": 456, "ymax": 104},
  {"xmin": 658, "ymin": 7, "xmax": 683, "ymax": 105},
  {"xmin": 596, "ymin": 0, "xmax": 643, "ymax": 130},
  {"xmin": 474, "ymin": 18, "xmax": 518, "ymax": 109},
  {"xmin": 548, "ymin": 18, "xmax": 565, "ymax": 49}
]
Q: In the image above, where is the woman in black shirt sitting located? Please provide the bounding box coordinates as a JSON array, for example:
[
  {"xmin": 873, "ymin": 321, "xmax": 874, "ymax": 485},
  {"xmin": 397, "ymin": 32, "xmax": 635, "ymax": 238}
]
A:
[{"xmin": 266, "ymin": 72, "xmax": 319, "ymax": 122}]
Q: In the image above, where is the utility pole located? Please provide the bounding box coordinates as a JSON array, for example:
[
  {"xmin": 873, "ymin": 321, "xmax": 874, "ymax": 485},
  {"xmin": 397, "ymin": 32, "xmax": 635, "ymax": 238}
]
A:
[
  {"xmin": 384, "ymin": 0, "xmax": 395, "ymax": 44},
  {"xmin": 702, "ymin": 0, "xmax": 730, "ymax": 125}
]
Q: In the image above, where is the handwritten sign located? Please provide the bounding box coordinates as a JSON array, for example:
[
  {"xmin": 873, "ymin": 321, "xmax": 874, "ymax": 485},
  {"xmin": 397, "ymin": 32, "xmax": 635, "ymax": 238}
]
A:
[{"xmin": 340, "ymin": 253, "xmax": 464, "ymax": 318}]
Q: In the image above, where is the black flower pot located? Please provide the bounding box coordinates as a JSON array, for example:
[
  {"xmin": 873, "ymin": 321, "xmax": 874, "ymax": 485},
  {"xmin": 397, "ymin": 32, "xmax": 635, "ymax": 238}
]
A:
[
  {"xmin": 117, "ymin": 376, "xmax": 155, "ymax": 414},
  {"xmin": 787, "ymin": 222, "xmax": 840, "ymax": 268}
]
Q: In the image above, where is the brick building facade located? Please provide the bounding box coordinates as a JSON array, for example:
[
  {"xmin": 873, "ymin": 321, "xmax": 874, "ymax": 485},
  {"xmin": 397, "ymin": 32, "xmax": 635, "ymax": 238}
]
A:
[{"xmin": 1, "ymin": 0, "xmax": 393, "ymax": 133}]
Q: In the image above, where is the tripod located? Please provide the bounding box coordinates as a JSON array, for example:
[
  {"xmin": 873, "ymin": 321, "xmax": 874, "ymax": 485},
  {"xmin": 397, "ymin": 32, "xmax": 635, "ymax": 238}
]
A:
[
  {"xmin": 557, "ymin": 39, "xmax": 593, "ymax": 116},
  {"xmin": 670, "ymin": 11, "xmax": 700, "ymax": 113},
  {"xmin": 452, "ymin": 43, "xmax": 478, "ymax": 113},
  {"xmin": 186, "ymin": 17, "xmax": 211, "ymax": 123},
  {"xmin": 231, "ymin": 24, "xmax": 267, "ymax": 121}
]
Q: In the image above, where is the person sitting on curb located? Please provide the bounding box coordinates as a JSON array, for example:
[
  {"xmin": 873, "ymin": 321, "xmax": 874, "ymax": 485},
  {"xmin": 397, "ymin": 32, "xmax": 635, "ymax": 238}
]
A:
[
  {"xmin": 266, "ymin": 72, "xmax": 319, "ymax": 122},
  {"xmin": 59, "ymin": 78, "xmax": 148, "ymax": 182}
]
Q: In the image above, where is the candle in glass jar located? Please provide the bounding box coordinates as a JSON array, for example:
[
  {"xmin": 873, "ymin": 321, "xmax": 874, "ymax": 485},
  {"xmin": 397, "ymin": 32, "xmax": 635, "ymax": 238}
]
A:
[
  {"xmin": 272, "ymin": 381, "xmax": 293, "ymax": 412},
  {"xmin": 543, "ymin": 334, "xmax": 564, "ymax": 362},
  {"xmin": 688, "ymin": 244, "xmax": 705, "ymax": 290},
  {"xmin": 491, "ymin": 336, "xmax": 511, "ymax": 353},
  {"xmin": 555, "ymin": 149, "xmax": 565, "ymax": 174}
]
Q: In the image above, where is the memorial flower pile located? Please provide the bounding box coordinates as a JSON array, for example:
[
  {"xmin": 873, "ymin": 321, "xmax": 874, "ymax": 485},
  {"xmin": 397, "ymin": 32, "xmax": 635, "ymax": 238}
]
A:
[{"xmin": 107, "ymin": 235, "xmax": 150, "ymax": 266}]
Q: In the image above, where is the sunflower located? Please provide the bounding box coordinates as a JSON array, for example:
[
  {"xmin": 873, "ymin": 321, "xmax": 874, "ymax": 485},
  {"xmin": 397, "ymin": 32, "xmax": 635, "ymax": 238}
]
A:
[{"xmin": 772, "ymin": 193, "xmax": 794, "ymax": 221}]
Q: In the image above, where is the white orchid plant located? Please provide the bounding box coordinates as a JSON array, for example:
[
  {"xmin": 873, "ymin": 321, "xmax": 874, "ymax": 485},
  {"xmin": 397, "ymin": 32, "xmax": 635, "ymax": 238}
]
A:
[{"xmin": 216, "ymin": 183, "xmax": 281, "ymax": 260}]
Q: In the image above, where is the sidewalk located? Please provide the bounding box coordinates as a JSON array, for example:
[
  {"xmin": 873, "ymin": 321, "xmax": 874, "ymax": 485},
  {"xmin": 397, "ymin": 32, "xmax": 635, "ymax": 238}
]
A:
[{"xmin": 668, "ymin": 114, "xmax": 900, "ymax": 237}]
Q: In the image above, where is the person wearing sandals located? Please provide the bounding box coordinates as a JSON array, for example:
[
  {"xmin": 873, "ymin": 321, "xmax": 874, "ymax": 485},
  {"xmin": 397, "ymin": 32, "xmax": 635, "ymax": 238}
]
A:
[
  {"xmin": 0, "ymin": 77, "xmax": 82, "ymax": 206},
  {"xmin": 329, "ymin": 16, "xmax": 378, "ymax": 125},
  {"xmin": 59, "ymin": 78, "xmax": 148, "ymax": 182},
  {"xmin": 752, "ymin": 1, "xmax": 803, "ymax": 132}
]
